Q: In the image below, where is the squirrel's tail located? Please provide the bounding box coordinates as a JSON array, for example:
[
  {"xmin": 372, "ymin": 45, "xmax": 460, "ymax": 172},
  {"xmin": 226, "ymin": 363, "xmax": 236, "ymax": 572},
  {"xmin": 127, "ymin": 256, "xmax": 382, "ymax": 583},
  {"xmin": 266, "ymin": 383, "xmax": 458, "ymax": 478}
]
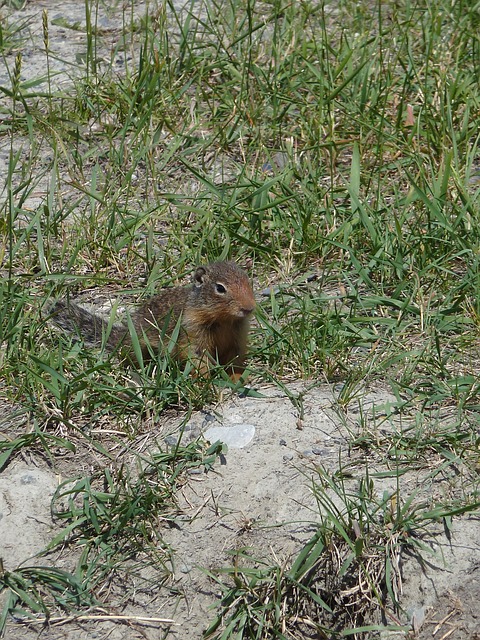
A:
[{"xmin": 49, "ymin": 300, "xmax": 125, "ymax": 350}]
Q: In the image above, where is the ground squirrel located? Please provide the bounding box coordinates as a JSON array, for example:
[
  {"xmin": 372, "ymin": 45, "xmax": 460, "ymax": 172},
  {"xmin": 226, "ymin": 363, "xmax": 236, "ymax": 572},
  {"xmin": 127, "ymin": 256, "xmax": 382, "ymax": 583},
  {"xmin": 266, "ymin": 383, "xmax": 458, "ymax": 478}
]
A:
[{"xmin": 50, "ymin": 261, "xmax": 256, "ymax": 380}]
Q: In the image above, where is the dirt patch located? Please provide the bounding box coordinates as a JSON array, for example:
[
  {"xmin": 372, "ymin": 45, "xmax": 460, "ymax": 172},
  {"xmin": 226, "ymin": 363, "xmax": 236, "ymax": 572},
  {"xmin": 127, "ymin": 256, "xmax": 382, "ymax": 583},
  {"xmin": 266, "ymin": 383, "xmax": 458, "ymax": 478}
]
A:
[
  {"xmin": 2, "ymin": 382, "xmax": 480, "ymax": 638},
  {"xmin": 417, "ymin": 575, "xmax": 480, "ymax": 640}
]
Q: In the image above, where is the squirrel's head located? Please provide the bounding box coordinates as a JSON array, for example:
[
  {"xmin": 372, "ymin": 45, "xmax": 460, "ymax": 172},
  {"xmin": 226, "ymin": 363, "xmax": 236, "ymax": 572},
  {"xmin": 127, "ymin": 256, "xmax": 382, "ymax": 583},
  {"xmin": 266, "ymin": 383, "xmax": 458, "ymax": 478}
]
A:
[{"xmin": 193, "ymin": 261, "xmax": 256, "ymax": 321}]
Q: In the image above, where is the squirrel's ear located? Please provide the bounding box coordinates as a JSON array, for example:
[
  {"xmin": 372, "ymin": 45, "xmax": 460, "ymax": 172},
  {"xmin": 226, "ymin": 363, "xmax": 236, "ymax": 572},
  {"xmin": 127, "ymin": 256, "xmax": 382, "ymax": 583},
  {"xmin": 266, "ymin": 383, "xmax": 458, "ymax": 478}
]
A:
[{"xmin": 194, "ymin": 266, "xmax": 207, "ymax": 287}]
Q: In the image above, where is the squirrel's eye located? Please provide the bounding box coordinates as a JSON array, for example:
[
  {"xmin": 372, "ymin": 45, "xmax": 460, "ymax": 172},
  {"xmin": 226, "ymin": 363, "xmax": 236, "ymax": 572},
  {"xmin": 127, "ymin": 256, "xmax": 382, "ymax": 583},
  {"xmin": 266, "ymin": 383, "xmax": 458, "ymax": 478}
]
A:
[{"xmin": 215, "ymin": 283, "xmax": 227, "ymax": 294}]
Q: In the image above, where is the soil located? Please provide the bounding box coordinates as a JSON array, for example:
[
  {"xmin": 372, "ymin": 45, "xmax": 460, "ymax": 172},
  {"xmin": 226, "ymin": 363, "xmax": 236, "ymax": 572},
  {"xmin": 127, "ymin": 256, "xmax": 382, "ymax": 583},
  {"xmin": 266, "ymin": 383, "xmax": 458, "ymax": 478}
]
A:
[
  {"xmin": 2, "ymin": 383, "xmax": 480, "ymax": 639},
  {"xmin": 1, "ymin": 2, "xmax": 479, "ymax": 639}
]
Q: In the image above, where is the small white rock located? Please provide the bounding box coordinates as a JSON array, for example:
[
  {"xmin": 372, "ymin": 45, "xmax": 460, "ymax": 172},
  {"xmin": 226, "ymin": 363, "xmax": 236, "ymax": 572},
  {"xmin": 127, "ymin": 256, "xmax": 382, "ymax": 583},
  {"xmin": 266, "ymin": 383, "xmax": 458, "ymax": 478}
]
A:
[{"xmin": 204, "ymin": 424, "xmax": 255, "ymax": 449}]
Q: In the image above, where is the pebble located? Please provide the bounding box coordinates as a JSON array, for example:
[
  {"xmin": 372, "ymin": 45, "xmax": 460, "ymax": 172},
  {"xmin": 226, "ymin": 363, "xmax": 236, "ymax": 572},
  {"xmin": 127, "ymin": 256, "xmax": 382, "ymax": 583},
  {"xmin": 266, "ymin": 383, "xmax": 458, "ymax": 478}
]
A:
[
  {"xmin": 302, "ymin": 448, "xmax": 332, "ymax": 457},
  {"xmin": 20, "ymin": 474, "xmax": 37, "ymax": 485},
  {"xmin": 204, "ymin": 424, "xmax": 255, "ymax": 449},
  {"xmin": 179, "ymin": 562, "xmax": 193, "ymax": 574},
  {"xmin": 164, "ymin": 432, "xmax": 197, "ymax": 447},
  {"xmin": 186, "ymin": 468, "xmax": 203, "ymax": 476},
  {"xmin": 311, "ymin": 447, "xmax": 330, "ymax": 456},
  {"xmin": 260, "ymin": 286, "xmax": 281, "ymax": 297},
  {"xmin": 410, "ymin": 606, "xmax": 426, "ymax": 633},
  {"xmin": 164, "ymin": 422, "xmax": 201, "ymax": 448}
]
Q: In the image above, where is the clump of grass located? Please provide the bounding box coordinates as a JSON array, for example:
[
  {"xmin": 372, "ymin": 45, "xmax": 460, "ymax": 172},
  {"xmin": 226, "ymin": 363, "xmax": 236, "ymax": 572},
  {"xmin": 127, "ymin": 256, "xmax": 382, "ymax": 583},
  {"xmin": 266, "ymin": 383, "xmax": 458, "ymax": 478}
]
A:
[
  {"xmin": 205, "ymin": 459, "xmax": 480, "ymax": 640},
  {"xmin": 204, "ymin": 467, "xmax": 397, "ymax": 639},
  {"xmin": 0, "ymin": 438, "xmax": 224, "ymax": 636},
  {"xmin": 0, "ymin": 565, "xmax": 96, "ymax": 633}
]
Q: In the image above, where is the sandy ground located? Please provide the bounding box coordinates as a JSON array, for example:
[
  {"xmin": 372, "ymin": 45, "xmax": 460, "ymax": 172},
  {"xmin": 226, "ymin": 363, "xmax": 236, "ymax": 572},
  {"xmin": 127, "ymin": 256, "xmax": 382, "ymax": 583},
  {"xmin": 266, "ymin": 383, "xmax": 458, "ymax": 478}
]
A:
[
  {"xmin": 1, "ymin": 1, "xmax": 479, "ymax": 638},
  {"xmin": 2, "ymin": 383, "xmax": 480, "ymax": 639}
]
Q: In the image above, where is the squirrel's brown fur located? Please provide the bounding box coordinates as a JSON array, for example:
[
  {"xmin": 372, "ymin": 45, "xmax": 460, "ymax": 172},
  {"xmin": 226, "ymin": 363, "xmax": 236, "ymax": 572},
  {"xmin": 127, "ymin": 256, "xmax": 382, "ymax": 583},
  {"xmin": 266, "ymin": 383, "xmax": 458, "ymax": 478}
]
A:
[{"xmin": 50, "ymin": 261, "xmax": 256, "ymax": 379}]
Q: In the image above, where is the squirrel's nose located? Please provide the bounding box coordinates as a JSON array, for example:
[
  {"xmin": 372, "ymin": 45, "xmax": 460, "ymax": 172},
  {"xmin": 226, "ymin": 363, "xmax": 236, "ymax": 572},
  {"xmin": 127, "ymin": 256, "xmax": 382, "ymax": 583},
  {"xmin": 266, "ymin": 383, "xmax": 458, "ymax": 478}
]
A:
[{"xmin": 241, "ymin": 306, "xmax": 255, "ymax": 316}]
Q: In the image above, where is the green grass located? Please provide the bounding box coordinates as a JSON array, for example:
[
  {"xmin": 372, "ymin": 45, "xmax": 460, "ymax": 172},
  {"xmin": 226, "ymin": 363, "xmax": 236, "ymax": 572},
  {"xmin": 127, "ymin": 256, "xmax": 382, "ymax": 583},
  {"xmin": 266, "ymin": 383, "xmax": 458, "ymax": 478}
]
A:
[
  {"xmin": 0, "ymin": 438, "xmax": 225, "ymax": 632},
  {"xmin": 1, "ymin": 0, "xmax": 480, "ymax": 636},
  {"xmin": 204, "ymin": 441, "xmax": 479, "ymax": 639}
]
